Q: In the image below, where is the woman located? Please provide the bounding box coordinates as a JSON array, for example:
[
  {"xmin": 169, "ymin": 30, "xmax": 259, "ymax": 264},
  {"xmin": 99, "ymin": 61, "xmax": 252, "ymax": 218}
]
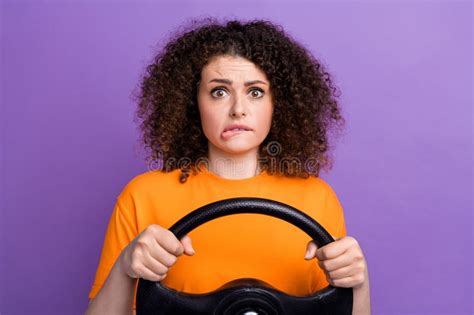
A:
[{"xmin": 86, "ymin": 18, "xmax": 371, "ymax": 314}]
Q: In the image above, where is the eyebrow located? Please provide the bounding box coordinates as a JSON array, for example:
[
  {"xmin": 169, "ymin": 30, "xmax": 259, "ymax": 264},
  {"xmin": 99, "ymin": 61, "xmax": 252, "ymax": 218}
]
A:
[{"xmin": 207, "ymin": 78, "xmax": 268, "ymax": 86}]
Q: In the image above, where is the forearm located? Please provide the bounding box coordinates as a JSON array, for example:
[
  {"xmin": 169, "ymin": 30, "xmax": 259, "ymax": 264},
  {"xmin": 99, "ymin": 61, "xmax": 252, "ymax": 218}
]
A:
[
  {"xmin": 85, "ymin": 256, "xmax": 136, "ymax": 315},
  {"xmin": 352, "ymin": 280, "xmax": 371, "ymax": 315}
]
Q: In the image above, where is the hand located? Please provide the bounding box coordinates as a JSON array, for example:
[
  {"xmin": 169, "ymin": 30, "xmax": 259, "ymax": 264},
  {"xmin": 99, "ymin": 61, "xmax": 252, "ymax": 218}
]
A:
[
  {"xmin": 119, "ymin": 224, "xmax": 195, "ymax": 281},
  {"xmin": 304, "ymin": 235, "xmax": 368, "ymax": 290}
]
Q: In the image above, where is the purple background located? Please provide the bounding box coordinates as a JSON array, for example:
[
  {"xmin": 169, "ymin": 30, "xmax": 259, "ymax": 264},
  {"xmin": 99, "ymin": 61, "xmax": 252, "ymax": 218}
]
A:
[{"xmin": 1, "ymin": 1, "xmax": 472, "ymax": 314}]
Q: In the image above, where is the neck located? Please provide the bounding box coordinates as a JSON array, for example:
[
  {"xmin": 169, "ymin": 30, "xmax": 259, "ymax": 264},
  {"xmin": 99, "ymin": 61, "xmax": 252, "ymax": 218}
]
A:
[{"xmin": 206, "ymin": 143, "xmax": 261, "ymax": 179}]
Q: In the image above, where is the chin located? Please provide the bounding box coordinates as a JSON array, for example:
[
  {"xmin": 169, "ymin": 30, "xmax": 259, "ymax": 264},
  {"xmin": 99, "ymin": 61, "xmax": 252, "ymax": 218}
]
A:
[{"xmin": 218, "ymin": 143, "xmax": 257, "ymax": 155}]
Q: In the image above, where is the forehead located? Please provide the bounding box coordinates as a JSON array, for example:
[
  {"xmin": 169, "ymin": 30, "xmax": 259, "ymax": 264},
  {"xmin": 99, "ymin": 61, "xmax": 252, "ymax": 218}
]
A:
[{"xmin": 201, "ymin": 55, "xmax": 268, "ymax": 80}]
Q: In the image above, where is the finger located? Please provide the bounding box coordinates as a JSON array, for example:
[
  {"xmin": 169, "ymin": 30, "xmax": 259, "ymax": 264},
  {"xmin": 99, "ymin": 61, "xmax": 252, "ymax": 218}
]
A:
[
  {"xmin": 307, "ymin": 234, "xmax": 342, "ymax": 261},
  {"xmin": 304, "ymin": 241, "xmax": 318, "ymax": 260},
  {"xmin": 142, "ymin": 250, "xmax": 169, "ymax": 276},
  {"xmin": 326, "ymin": 264, "xmax": 354, "ymax": 280},
  {"xmin": 156, "ymin": 229, "xmax": 184, "ymax": 256},
  {"xmin": 325, "ymin": 274, "xmax": 356, "ymax": 289},
  {"xmin": 318, "ymin": 252, "xmax": 352, "ymax": 272},
  {"xmin": 139, "ymin": 264, "xmax": 167, "ymax": 282},
  {"xmin": 315, "ymin": 238, "xmax": 348, "ymax": 261},
  {"xmin": 181, "ymin": 235, "xmax": 195, "ymax": 256},
  {"xmin": 148, "ymin": 240, "xmax": 178, "ymax": 268}
]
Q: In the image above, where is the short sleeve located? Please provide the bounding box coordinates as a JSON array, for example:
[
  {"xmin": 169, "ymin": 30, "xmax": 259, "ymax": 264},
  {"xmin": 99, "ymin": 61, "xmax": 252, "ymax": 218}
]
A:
[
  {"xmin": 88, "ymin": 196, "xmax": 138, "ymax": 300},
  {"xmin": 324, "ymin": 183, "xmax": 347, "ymax": 239},
  {"xmin": 310, "ymin": 181, "xmax": 348, "ymax": 292}
]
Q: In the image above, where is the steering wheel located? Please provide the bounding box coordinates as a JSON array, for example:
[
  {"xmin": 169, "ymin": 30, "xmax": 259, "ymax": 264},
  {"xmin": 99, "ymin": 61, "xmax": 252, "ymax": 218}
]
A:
[{"xmin": 136, "ymin": 197, "xmax": 353, "ymax": 314}]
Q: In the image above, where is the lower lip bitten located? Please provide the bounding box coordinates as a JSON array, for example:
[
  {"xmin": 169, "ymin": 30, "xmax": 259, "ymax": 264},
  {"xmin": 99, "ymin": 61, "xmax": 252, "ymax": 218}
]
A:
[{"xmin": 221, "ymin": 129, "xmax": 250, "ymax": 139}]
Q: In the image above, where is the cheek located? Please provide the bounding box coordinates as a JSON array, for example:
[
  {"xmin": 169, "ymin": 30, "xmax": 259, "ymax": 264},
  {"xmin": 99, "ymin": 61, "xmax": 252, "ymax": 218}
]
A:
[
  {"xmin": 198, "ymin": 106, "xmax": 221, "ymax": 137},
  {"xmin": 258, "ymin": 103, "xmax": 274, "ymax": 132},
  {"xmin": 197, "ymin": 94, "xmax": 213, "ymax": 128}
]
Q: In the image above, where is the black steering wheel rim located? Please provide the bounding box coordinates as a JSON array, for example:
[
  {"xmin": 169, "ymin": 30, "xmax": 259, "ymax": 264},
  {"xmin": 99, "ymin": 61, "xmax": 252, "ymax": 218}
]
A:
[{"xmin": 136, "ymin": 197, "xmax": 353, "ymax": 314}]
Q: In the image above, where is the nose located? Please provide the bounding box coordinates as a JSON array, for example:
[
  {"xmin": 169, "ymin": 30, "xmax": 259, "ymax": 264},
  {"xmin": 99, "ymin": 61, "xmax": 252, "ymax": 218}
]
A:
[{"xmin": 229, "ymin": 95, "xmax": 248, "ymax": 118}]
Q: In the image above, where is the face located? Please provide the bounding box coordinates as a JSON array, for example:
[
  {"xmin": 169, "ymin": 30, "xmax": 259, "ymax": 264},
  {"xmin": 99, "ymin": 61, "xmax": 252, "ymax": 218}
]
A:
[{"xmin": 197, "ymin": 55, "xmax": 274, "ymax": 157}]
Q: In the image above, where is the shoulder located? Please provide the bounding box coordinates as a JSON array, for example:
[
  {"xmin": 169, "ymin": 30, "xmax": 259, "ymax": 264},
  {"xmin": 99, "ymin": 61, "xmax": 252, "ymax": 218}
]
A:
[
  {"xmin": 303, "ymin": 175, "xmax": 334, "ymax": 190},
  {"xmin": 305, "ymin": 176, "xmax": 341, "ymax": 204},
  {"xmin": 276, "ymin": 173, "xmax": 335, "ymax": 195},
  {"xmin": 264, "ymin": 174, "xmax": 338, "ymax": 209},
  {"xmin": 310, "ymin": 176, "xmax": 338, "ymax": 197},
  {"xmin": 126, "ymin": 169, "xmax": 180, "ymax": 189},
  {"xmin": 116, "ymin": 169, "xmax": 182, "ymax": 203},
  {"xmin": 293, "ymin": 175, "xmax": 341, "ymax": 208}
]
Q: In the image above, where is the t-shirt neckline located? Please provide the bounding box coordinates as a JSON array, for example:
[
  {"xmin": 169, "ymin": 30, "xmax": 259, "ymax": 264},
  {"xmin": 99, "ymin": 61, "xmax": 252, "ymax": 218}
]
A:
[{"xmin": 198, "ymin": 164, "xmax": 268, "ymax": 185}]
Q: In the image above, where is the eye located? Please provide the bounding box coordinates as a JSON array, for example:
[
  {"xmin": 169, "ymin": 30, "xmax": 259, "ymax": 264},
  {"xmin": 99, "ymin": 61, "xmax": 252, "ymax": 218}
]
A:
[
  {"xmin": 210, "ymin": 87, "xmax": 228, "ymax": 98},
  {"xmin": 210, "ymin": 87, "xmax": 265, "ymax": 99},
  {"xmin": 249, "ymin": 88, "xmax": 264, "ymax": 98}
]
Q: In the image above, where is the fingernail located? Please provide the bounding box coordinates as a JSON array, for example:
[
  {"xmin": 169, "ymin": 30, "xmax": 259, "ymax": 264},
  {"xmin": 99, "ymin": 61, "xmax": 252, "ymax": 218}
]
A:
[
  {"xmin": 190, "ymin": 249, "xmax": 195, "ymax": 255},
  {"xmin": 304, "ymin": 252, "xmax": 310, "ymax": 259}
]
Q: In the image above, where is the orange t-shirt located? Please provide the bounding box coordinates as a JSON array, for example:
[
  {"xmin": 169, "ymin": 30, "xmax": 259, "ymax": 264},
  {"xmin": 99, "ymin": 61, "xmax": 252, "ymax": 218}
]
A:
[{"xmin": 88, "ymin": 167, "xmax": 347, "ymax": 310}]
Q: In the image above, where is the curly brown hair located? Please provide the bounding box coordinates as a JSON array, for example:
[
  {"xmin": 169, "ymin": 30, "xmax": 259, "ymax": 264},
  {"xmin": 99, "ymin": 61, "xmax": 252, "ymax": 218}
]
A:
[{"xmin": 132, "ymin": 17, "xmax": 345, "ymax": 183}]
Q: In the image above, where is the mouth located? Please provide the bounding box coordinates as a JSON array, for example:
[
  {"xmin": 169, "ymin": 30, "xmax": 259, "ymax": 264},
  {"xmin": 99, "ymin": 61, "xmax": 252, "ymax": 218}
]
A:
[{"xmin": 221, "ymin": 128, "xmax": 252, "ymax": 139}]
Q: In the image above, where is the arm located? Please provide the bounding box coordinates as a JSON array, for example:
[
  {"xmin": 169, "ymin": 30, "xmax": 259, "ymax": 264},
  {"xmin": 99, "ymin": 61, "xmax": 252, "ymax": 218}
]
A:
[
  {"xmin": 320, "ymin": 181, "xmax": 371, "ymax": 314},
  {"xmin": 85, "ymin": 254, "xmax": 136, "ymax": 315},
  {"xmin": 352, "ymin": 277, "xmax": 371, "ymax": 315}
]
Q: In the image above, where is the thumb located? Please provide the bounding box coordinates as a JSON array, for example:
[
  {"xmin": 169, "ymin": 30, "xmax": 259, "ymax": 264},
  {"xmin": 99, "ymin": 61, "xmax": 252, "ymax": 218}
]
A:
[
  {"xmin": 180, "ymin": 235, "xmax": 195, "ymax": 256},
  {"xmin": 304, "ymin": 240, "xmax": 318, "ymax": 260}
]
